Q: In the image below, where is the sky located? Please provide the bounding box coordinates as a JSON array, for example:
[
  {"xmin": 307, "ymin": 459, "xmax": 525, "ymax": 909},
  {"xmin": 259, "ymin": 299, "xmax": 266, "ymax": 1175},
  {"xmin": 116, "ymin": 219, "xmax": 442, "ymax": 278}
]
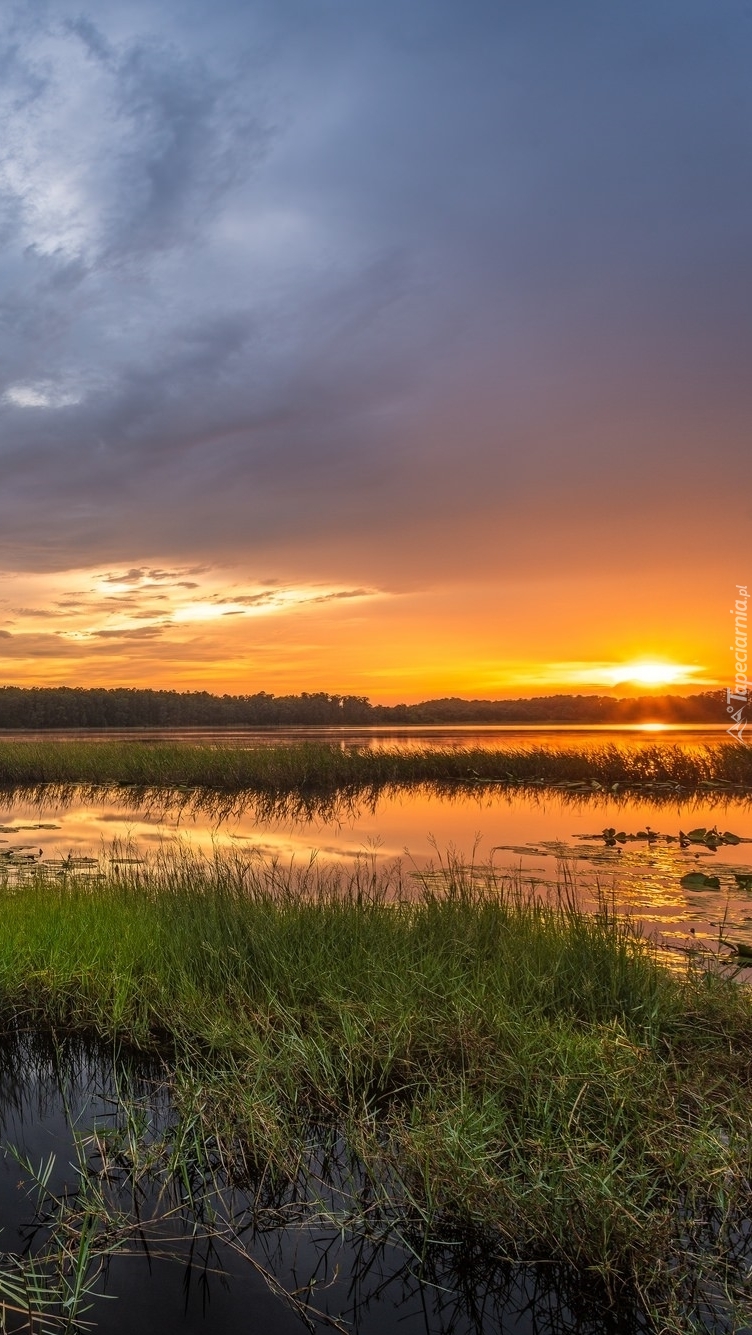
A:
[{"xmin": 0, "ymin": 0, "xmax": 750, "ymax": 701}]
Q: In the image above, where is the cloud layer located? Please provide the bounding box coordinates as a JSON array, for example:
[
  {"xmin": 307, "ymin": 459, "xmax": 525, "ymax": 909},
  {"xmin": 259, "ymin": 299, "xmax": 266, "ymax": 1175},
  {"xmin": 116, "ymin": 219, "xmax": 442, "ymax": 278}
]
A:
[{"xmin": 0, "ymin": 1, "xmax": 749, "ymax": 692}]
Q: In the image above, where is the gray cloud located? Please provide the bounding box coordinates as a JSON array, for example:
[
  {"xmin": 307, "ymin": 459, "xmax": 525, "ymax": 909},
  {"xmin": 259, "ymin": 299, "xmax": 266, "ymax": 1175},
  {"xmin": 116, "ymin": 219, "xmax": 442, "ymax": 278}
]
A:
[{"xmin": 0, "ymin": 0, "xmax": 749, "ymax": 588}]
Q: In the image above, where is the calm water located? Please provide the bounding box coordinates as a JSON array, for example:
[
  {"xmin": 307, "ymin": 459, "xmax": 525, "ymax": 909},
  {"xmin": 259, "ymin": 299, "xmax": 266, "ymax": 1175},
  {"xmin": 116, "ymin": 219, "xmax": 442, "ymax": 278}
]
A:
[
  {"xmin": 2, "ymin": 729, "xmax": 752, "ymax": 957},
  {"xmin": 0, "ymin": 723, "xmax": 733, "ymax": 749},
  {"xmin": 0, "ymin": 1040, "xmax": 648, "ymax": 1335}
]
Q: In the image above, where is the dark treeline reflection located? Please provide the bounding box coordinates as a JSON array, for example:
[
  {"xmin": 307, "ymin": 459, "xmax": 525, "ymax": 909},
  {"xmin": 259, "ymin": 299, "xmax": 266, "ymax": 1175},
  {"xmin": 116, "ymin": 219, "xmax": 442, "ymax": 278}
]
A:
[
  {"xmin": 2, "ymin": 778, "xmax": 751, "ymax": 831},
  {"xmin": 0, "ymin": 685, "xmax": 726, "ymax": 729},
  {"xmin": 0, "ymin": 1033, "xmax": 655, "ymax": 1335},
  {"xmin": 0, "ymin": 778, "xmax": 373, "ymax": 826}
]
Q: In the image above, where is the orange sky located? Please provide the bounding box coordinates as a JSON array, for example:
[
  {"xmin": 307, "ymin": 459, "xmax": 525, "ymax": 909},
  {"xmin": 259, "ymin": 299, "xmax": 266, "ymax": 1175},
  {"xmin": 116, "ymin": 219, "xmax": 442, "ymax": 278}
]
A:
[{"xmin": 0, "ymin": 559, "xmax": 735, "ymax": 702}]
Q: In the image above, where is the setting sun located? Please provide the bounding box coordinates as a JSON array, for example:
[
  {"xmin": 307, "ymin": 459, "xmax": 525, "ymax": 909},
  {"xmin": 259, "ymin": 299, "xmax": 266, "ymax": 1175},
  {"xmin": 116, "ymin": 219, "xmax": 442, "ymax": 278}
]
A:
[{"xmin": 608, "ymin": 661, "xmax": 701, "ymax": 688}]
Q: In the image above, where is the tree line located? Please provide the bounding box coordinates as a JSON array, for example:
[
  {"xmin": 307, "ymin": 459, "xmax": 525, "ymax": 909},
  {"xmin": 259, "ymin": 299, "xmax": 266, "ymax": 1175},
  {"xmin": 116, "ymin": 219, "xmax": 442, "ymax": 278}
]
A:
[{"xmin": 0, "ymin": 686, "xmax": 726, "ymax": 729}]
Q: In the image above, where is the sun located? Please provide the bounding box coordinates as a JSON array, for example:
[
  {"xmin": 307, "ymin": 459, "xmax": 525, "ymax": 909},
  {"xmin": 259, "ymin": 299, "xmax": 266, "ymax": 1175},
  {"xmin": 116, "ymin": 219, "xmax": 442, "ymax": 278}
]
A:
[{"xmin": 608, "ymin": 660, "xmax": 699, "ymax": 689}]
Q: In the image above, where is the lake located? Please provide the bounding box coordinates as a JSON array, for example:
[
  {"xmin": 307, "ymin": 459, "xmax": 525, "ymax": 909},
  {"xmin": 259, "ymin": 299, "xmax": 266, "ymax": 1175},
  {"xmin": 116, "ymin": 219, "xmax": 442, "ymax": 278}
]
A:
[
  {"xmin": 1, "ymin": 726, "xmax": 751, "ymax": 959},
  {"xmin": 0, "ymin": 722, "xmax": 732, "ymax": 749},
  {"xmin": 0, "ymin": 729, "xmax": 748, "ymax": 1332}
]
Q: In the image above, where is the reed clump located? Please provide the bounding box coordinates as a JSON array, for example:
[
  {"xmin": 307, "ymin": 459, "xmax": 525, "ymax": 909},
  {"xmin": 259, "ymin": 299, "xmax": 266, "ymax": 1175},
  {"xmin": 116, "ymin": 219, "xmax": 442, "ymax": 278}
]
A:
[
  {"xmin": 0, "ymin": 848, "xmax": 749, "ymax": 1330},
  {"xmin": 0, "ymin": 738, "xmax": 750, "ymax": 796}
]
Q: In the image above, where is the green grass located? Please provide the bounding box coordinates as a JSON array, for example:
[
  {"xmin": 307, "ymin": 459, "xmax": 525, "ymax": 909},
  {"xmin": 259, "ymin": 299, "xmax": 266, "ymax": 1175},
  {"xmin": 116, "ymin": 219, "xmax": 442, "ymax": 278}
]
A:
[
  {"xmin": 0, "ymin": 737, "xmax": 751, "ymax": 796},
  {"xmin": 0, "ymin": 848, "xmax": 750, "ymax": 1330}
]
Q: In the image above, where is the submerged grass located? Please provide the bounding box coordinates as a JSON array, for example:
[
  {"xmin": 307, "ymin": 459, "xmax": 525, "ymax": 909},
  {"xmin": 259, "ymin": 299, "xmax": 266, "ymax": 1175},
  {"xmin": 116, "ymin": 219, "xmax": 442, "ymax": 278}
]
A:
[
  {"xmin": 0, "ymin": 848, "xmax": 750, "ymax": 1330},
  {"xmin": 0, "ymin": 737, "xmax": 751, "ymax": 797}
]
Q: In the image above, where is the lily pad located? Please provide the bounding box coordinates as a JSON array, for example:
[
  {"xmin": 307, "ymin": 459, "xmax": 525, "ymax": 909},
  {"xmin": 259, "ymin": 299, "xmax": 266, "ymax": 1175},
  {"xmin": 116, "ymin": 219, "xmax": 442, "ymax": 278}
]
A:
[{"xmin": 681, "ymin": 872, "xmax": 721, "ymax": 890}]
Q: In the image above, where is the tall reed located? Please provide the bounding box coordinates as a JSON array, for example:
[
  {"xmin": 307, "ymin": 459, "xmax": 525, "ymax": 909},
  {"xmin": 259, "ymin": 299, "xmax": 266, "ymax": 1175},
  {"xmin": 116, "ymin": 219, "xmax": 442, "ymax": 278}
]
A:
[{"xmin": 0, "ymin": 738, "xmax": 750, "ymax": 794}]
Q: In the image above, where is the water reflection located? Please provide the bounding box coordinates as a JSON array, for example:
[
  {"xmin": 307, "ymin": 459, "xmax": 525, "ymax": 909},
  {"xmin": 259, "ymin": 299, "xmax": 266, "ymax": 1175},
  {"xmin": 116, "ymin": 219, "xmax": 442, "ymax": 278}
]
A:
[
  {"xmin": 3, "ymin": 780, "xmax": 752, "ymax": 956},
  {"xmin": 0, "ymin": 723, "xmax": 735, "ymax": 751},
  {"xmin": 0, "ymin": 1036, "xmax": 660, "ymax": 1335}
]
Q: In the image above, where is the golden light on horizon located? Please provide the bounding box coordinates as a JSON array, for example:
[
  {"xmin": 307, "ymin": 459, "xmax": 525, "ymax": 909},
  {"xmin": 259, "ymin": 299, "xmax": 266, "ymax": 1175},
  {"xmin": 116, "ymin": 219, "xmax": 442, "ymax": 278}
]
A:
[
  {"xmin": 0, "ymin": 565, "xmax": 724, "ymax": 700},
  {"xmin": 607, "ymin": 660, "xmax": 702, "ymax": 689}
]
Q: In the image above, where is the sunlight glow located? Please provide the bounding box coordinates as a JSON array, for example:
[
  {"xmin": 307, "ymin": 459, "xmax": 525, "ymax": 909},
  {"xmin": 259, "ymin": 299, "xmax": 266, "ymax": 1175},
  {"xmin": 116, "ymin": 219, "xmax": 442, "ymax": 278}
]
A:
[
  {"xmin": 607, "ymin": 661, "xmax": 700, "ymax": 688},
  {"xmin": 493, "ymin": 660, "xmax": 711, "ymax": 693},
  {"xmin": 0, "ymin": 565, "xmax": 717, "ymax": 699}
]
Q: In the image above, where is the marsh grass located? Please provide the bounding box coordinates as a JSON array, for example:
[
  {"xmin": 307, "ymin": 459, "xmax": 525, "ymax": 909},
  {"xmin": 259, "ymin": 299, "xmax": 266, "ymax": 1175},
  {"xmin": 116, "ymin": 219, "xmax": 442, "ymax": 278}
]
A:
[
  {"xmin": 0, "ymin": 849, "xmax": 749, "ymax": 1330},
  {"xmin": 0, "ymin": 739, "xmax": 751, "ymax": 799},
  {"xmin": 0, "ymin": 1040, "xmax": 654, "ymax": 1335}
]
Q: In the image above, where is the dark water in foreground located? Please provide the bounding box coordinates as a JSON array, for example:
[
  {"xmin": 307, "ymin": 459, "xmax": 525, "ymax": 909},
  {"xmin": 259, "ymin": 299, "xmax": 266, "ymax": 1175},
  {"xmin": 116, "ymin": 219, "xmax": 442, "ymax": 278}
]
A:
[{"xmin": 0, "ymin": 1042, "xmax": 648, "ymax": 1335}]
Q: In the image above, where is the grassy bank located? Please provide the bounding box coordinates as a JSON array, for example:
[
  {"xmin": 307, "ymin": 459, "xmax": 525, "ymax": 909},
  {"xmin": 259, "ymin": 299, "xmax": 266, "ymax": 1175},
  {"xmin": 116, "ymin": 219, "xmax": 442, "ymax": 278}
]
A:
[
  {"xmin": 0, "ymin": 850, "xmax": 750, "ymax": 1330},
  {"xmin": 0, "ymin": 737, "xmax": 751, "ymax": 796}
]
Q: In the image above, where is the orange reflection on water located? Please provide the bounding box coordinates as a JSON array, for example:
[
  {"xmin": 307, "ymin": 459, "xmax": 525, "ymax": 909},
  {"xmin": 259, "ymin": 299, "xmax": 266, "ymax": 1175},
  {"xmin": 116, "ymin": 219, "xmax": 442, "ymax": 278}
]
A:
[{"xmin": 3, "ymin": 779, "xmax": 752, "ymax": 960}]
